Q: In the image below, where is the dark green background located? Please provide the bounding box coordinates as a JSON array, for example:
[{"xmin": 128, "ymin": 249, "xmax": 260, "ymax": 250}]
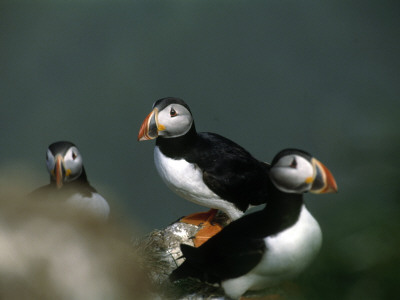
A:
[{"xmin": 1, "ymin": 1, "xmax": 399, "ymax": 298}]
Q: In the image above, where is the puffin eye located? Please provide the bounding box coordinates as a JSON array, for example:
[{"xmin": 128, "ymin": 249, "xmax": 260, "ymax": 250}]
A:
[
  {"xmin": 289, "ymin": 158, "xmax": 297, "ymax": 168},
  {"xmin": 72, "ymin": 152, "xmax": 77, "ymax": 160},
  {"xmin": 170, "ymin": 107, "xmax": 177, "ymax": 117}
]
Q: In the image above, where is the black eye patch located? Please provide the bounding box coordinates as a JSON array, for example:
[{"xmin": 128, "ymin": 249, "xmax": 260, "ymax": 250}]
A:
[
  {"xmin": 289, "ymin": 158, "xmax": 297, "ymax": 168},
  {"xmin": 170, "ymin": 107, "xmax": 177, "ymax": 117}
]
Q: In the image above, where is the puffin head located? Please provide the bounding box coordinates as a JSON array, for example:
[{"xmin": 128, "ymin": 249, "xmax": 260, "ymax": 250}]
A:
[
  {"xmin": 138, "ymin": 97, "xmax": 194, "ymax": 141},
  {"xmin": 46, "ymin": 141, "xmax": 83, "ymax": 189},
  {"xmin": 269, "ymin": 149, "xmax": 338, "ymax": 194}
]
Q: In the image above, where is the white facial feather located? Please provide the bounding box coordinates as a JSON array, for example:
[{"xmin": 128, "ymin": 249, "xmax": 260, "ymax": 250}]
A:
[
  {"xmin": 46, "ymin": 149, "xmax": 55, "ymax": 172},
  {"xmin": 63, "ymin": 147, "xmax": 83, "ymax": 181},
  {"xmin": 46, "ymin": 146, "xmax": 83, "ymax": 182},
  {"xmin": 157, "ymin": 104, "xmax": 193, "ymax": 138},
  {"xmin": 270, "ymin": 155, "xmax": 314, "ymax": 193}
]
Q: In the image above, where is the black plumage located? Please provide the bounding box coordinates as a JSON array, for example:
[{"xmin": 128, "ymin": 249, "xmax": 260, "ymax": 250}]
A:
[
  {"xmin": 170, "ymin": 183, "xmax": 303, "ymax": 283},
  {"xmin": 139, "ymin": 97, "xmax": 271, "ymax": 218},
  {"xmin": 30, "ymin": 169, "xmax": 97, "ymax": 201},
  {"xmin": 30, "ymin": 141, "xmax": 96, "ymax": 201},
  {"xmin": 29, "ymin": 141, "xmax": 110, "ymax": 219},
  {"xmin": 156, "ymin": 126, "xmax": 270, "ymax": 213},
  {"xmin": 169, "ymin": 149, "xmax": 337, "ymax": 299}
]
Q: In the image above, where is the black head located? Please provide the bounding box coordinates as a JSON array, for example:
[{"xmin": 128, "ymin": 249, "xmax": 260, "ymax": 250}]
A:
[
  {"xmin": 138, "ymin": 97, "xmax": 194, "ymax": 140},
  {"xmin": 152, "ymin": 97, "xmax": 192, "ymax": 114},
  {"xmin": 269, "ymin": 148, "xmax": 338, "ymax": 194}
]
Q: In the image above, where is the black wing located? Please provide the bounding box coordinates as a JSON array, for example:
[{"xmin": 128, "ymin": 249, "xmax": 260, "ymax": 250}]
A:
[
  {"xmin": 186, "ymin": 132, "xmax": 270, "ymax": 211},
  {"xmin": 170, "ymin": 210, "xmax": 268, "ymax": 283}
]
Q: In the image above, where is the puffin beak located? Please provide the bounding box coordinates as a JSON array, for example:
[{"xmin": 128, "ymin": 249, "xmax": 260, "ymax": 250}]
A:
[
  {"xmin": 55, "ymin": 155, "xmax": 65, "ymax": 189},
  {"xmin": 309, "ymin": 158, "xmax": 338, "ymax": 194},
  {"xmin": 138, "ymin": 108, "xmax": 164, "ymax": 141}
]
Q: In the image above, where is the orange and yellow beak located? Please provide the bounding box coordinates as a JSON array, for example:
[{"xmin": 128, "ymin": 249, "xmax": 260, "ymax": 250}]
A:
[
  {"xmin": 309, "ymin": 158, "xmax": 338, "ymax": 194},
  {"xmin": 138, "ymin": 108, "xmax": 165, "ymax": 141},
  {"xmin": 54, "ymin": 155, "xmax": 64, "ymax": 189}
]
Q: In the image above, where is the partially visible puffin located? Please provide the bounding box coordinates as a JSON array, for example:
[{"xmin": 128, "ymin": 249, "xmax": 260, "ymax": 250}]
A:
[
  {"xmin": 170, "ymin": 149, "xmax": 338, "ymax": 299},
  {"xmin": 138, "ymin": 97, "xmax": 271, "ymax": 242},
  {"xmin": 30, "ymin": 141, "xmax": 110, "ymax": 219}
]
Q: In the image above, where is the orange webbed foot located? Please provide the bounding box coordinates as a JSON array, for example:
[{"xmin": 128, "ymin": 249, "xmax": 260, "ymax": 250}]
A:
[
  {"xmin": 180, "ymin": 208, "xmax": 219, "ymax": 226},
  {"xmin": 180, "ymin": 209, "xmax": 224, "ymax": 247}
]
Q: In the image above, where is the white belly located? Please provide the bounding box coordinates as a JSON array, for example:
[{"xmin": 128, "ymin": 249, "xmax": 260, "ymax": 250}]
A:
[
  {"xmin": 154, "ymin": 146, "xmax": 242, "ymax": 219},
  {"xmin": 222, "ymin": 206, "xmax": 322, "ymax": 299},
  {"xmin": 66, "ymin": 193, "xmax": 110, "ymax": 220}
]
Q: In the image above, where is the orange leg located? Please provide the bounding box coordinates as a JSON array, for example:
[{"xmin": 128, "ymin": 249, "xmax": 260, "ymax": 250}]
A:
[
  {"xmin": 180, "ymin": 209, "xmax": 224, "ymax": 247},
  {"xmin": 193, "ymin": 221, "xmax": 223, "ymax": 247},
  {"xmin": 180, "ymin": 208, "xmax": 219, "ymax": 226}
]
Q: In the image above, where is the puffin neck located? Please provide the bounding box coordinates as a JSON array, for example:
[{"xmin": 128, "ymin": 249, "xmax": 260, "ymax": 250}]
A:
[
  {"xmin": 259, "ymin": 184, "xmax": 304, "ymax": 236},
  {"xmin": 156, "ymin": 123, "xmax": 198, "ymax": 158}
]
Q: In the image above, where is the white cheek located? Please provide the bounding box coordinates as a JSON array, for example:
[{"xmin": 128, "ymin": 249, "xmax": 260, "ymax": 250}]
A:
[
  {"xmin": 297, "ymin": 160, "xmax": 314, "ymax": 180},
  {"xmin": 284, "ymin": 156, "xmax": 314, "ymax": 185},
  {"xmin": 271, "ymin": 168, "xmax": 305, "ymax": 187},
  {"xmin": 64, "ymin": 157, "xmax": 81, "ymax": 169},
  {"xmin": 159, "ymin": 115, "xmax": 192, "ymax": 138},
  {"xmin": 170, "ymin": 117, "xmax": 192, "ymax": 134},
  {"xmin": 64, "ymin": 157, "xmax": 83, "ymax": 180},
  {"xmin": 270, "ymin": 161, "xmax": 314, "ymax": 192},
  {"xmin": 46, "ymin": 151, "xmax": 55, "ymax": 172}
]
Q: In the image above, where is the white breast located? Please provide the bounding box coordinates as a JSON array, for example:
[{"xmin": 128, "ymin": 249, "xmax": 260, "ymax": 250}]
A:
[
  {"xmin": 66, "ymin": 193, "xmax": 110, "ymax": 220},
  {"xmin": 154, "ymin": 146, "xmax": 243, "ymax": 219},
  {"xmin": 221, "ymin": 205, "xmax": 322, "ymax": 299}
]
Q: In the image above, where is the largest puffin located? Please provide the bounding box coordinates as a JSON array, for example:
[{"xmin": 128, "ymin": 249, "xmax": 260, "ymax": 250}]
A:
[{"xmin": 138, "ymin": 97, "xmax": 271, "ymax": 239}]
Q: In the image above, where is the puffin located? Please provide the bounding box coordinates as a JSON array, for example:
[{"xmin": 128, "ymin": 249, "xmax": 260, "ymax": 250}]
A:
[
  {"xmin": 169, "ymin": 149, "xmax": 338, "ymax": 299},
  {"xmin": 138, "ymin": 97, "xmax": 271, "ymax": 243},
  {"xmin": 30, "ymin": 141, "xmax": 110, "ymax": 219}
]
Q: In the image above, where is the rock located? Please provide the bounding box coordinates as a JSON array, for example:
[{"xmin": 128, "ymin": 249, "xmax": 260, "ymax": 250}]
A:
[{"xmin": 136, "ymin": 212, "xmax": 292, "ymax": 299}]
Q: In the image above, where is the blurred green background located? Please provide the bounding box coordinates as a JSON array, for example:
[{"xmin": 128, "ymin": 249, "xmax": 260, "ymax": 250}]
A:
[{"xmin": 1, "ymin": 1, "xmax": 399, "ymax": 298}]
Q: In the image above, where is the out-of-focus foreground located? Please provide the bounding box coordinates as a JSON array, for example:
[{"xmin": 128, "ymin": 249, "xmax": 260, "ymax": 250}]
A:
[{"xmin": 0, "ymin": 184, "xmax": 151, "ymax": 300}]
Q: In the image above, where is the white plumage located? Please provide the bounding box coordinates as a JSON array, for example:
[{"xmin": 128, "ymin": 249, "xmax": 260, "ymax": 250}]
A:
[
  {"xmin": 154, "ymin": 146, "xmax": 242, "ymax": 220},
  {"xmin": 66, "ymin": 193, "xmax": 110, "ymax": 220},
  {"xmin": 221, "ymin": 205, "xmax": 322, "ymax": 299}
]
